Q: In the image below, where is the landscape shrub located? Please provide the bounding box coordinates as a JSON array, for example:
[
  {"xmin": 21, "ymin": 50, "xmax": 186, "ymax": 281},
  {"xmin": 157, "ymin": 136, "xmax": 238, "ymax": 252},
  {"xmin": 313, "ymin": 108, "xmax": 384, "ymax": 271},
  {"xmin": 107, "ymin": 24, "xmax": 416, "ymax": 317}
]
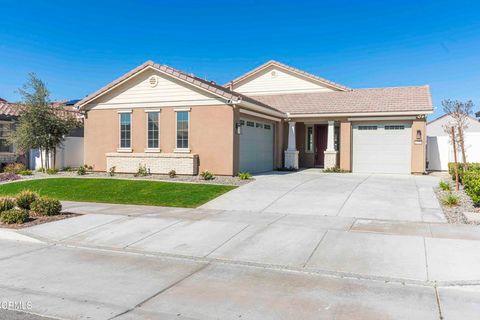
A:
[
  {"xmin": 77, "ymin": 166, "xmax": 86, "ymax": 175},
  {"xmin": 0, "ymin": 172, "xmax": 21, "ymax": 182},
  {"xmin": 19, "ymin": 170, "xmax": 33, "ymax": 176},
  {"xmin": 238, "ymin": 172, "xmax": 252, "ymax": 180},
  {"xmin": 3, "ymin": 163, "xmax": 26, "ymax": 174},
  {"xmin": 16, "ymin": 190, "xmax": 39, "ymax": 210},
  {"xmin": 46, "ymin": 168, "xmax": 59, "ymax": 175},
  {"xmin": 134, "ymin": 164, "xmax": 149, "ymax": 177},
  {"xmin": 448, "ymin": 162, "xmax": 480, "ymax": 182},
  {"xmin": 439, "ymin": 180, "xmax": 451, "ymax": 191},
  {"xmin": 0, "ymin": 197, "xmax": 15, "ymax": 212},
  {"xmin": 324, "ymin": 166, "xmax": 348, "ymax": 173},
  {"xmin": 200, "ymin": 171, "xmax": 215, "ymax": 180},
  {"xmin": 168, "ymin": 170, "xmax": 176, "ymax": 178},
  {"xmin": 463, "ymin": 170, "xmax": 480, "ymax": 206},
  {"xmin": 109, "ymin": 166, "xmax": 116, "ymax": 177},
  {"xmin": 31, "ymin": 197, "xmax": 62, "ymax": 216},
  {"xmin": 0, "ymin": 209, "xmax": 29, "ymax": 224},
  {"xmin": 442, "ymin": 193, "xmax": 460, "ymax": 206}
]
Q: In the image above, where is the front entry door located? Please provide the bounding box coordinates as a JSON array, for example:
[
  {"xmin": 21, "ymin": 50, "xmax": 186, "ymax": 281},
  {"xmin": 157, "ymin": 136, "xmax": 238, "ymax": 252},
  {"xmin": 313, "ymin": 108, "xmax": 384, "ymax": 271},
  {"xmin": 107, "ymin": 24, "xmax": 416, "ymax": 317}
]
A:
[{"xmin": 315, "ymin": 125, "xmax": 328, "ymax": 167}]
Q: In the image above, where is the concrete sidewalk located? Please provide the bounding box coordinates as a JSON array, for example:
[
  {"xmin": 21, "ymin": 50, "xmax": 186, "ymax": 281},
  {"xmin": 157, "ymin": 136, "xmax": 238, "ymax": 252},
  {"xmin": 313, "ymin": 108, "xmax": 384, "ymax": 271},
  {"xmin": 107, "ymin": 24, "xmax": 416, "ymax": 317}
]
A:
[
  {"xmin": 2, "ymin": 201, "xmax": 480, "ymax": 319},
  {"xmin": 16, "ymin": 201, "xmax": 480, "ymax": 284}
]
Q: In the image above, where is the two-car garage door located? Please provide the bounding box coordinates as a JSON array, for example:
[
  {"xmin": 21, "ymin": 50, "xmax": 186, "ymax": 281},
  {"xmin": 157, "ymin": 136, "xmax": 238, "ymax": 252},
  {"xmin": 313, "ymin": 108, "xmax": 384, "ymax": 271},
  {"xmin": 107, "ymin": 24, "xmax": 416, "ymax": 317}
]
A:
[
  {"xmin": 352, "ymin": 123, "xmax": 412, "ymax": 174},
  {"xmin": 239, "ymin": 119, "xmax": 274, "ymax": 173}
]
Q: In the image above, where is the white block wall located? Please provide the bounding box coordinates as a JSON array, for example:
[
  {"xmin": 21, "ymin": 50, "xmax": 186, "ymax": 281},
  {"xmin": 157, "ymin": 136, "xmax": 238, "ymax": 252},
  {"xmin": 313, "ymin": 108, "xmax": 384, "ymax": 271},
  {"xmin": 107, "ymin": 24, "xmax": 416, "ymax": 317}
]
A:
[{"xmin": 106, "ymin": 153, "xmax": 199, "ymax": 175}]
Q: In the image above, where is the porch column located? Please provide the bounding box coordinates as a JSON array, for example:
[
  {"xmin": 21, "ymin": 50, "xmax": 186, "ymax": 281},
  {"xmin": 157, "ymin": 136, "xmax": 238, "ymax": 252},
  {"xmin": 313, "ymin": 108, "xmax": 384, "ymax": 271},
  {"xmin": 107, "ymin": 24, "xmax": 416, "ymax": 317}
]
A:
[
  {"xmin": 284, "ymin": 121, "xmax": 299, "ymax": 169},
  {"xmin": 324, "ymin": 120, "xmax": 338, "ymax": 169}
]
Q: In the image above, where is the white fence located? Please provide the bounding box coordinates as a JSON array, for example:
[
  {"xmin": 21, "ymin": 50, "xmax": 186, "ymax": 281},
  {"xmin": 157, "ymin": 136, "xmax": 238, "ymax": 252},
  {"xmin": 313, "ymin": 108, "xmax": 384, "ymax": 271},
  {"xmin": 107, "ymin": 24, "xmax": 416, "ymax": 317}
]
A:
[
  {"xmin": 29, "ymin": 137, "xmax": 84, "ymax": 170},
  {"xmin": 427, "ymin": 133, "xmax": 480, "ymax": 171}
]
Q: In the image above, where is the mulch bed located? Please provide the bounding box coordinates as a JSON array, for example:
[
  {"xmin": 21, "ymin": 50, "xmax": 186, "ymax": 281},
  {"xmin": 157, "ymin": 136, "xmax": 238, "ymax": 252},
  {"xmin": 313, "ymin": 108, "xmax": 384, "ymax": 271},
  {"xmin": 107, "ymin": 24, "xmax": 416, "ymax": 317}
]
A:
[
  {"xmin": 0, "ymin": 212, "xmax": 81, "ymax": 229},
  {"xmin": 435, "ymin": 186, "xmax": 480, "ymax": 225}
]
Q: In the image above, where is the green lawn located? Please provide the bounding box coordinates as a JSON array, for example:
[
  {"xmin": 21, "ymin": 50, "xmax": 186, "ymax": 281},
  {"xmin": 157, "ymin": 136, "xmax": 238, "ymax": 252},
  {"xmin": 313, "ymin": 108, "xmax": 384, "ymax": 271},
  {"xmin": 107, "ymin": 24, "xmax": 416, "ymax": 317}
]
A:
[{"xmin": 0, "ymin": 178, "xmax": 236, "ymax": 208}]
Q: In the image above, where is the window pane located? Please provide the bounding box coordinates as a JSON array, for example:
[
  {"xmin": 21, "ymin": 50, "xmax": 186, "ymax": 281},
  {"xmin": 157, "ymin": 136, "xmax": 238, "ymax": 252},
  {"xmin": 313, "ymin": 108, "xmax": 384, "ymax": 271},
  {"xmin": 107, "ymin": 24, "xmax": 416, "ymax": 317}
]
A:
[
  {"xmin": 120, "ymin": 113, "xmax": 131, "ymax": 148},
  {"xmin": 148, "ymin": 112, "xmax": 159, "ymax": 149},
  {"xmin": 307, "ymin": 126, "xmax": 313, "ymax": 151},
  {"xmin": 176, "ymin": 111, "xmax": 189, "ymax": 149}
]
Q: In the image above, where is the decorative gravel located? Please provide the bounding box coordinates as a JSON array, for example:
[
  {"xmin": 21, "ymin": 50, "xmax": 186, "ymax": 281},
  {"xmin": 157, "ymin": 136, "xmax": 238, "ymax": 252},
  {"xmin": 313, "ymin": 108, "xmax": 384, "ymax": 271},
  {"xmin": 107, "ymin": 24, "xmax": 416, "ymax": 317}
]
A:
[
  {"xmin": 435, "ymin": 184, "xmax": 480, "ymax": 225},
  {"xmin": 2, "ymin": 171, "xmax": 252, "ymax": 186}
]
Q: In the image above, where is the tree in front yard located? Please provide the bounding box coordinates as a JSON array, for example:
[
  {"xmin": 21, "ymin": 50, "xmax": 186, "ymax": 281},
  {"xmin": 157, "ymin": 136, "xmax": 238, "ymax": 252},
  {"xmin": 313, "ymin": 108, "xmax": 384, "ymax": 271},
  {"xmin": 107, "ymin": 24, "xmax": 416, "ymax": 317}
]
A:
[{"xmin": 8, "ymin": 73, "xmax": 79, "ymax": 169}]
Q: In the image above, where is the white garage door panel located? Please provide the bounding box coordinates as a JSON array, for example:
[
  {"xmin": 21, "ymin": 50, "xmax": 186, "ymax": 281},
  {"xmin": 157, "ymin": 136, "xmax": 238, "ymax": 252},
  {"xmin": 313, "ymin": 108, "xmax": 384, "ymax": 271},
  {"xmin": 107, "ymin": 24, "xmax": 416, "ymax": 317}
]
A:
[
  {"xmin": 353, "ymin": 123, "xmax": 412, "ymax": 174},
  {"xmin": 239, "ymin": 119, "xmax": 274, "ymax": 173}
]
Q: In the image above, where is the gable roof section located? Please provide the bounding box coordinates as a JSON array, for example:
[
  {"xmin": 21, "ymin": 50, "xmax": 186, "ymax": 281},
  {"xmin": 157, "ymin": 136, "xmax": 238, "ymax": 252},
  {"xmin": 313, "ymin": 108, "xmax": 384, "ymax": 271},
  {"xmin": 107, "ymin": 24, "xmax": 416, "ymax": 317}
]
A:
[
  {"xmin": 251, "ymin": 86, "xmax": 433, "ymax": 115},
  {"xmin": 227, "ymin": 60, "xmax": 352, "ymax": 92},
  {"xmin": 75, "ymin": 61, "xmax": 279, "ymax": 114}
]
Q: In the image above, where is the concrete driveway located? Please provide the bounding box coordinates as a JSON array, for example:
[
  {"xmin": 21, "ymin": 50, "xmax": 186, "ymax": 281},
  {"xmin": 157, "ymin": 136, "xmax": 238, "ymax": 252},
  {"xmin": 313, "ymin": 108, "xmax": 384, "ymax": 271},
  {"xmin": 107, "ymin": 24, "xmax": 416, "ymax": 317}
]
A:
[{"xmin": 202, "ymin": 170, "xmax": 445, "ymax": 222}]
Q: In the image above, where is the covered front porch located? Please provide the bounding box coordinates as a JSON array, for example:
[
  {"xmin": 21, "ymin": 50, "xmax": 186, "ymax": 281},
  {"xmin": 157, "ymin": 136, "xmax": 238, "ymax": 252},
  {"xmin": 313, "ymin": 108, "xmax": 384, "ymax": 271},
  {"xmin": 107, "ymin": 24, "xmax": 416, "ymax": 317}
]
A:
[{"xmin": 284, "ymin": 119, "xmax": 351, "ymax": 170}]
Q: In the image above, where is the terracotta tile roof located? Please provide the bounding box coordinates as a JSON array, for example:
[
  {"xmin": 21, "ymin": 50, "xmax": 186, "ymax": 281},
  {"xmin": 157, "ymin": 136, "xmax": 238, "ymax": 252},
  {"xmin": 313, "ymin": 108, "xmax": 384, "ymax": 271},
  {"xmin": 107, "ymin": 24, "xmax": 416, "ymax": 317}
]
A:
[
  {"xmin": 227, "ymin": 60, "xmax": 352, "ymax": 92},
  {"xmin": 251, "ymin": 86, "xmax": 433, "ymax": 115},
  {"xmin": 75, "ymin": 61, "xmax": 279, "ymax": 113},
  {"xmin": 0, "ymin": 100, "xmax": 21, "ymax": 117},
  {"xmin": 0, "ymin": 100, "xmax": 83, "ymax": 120}
]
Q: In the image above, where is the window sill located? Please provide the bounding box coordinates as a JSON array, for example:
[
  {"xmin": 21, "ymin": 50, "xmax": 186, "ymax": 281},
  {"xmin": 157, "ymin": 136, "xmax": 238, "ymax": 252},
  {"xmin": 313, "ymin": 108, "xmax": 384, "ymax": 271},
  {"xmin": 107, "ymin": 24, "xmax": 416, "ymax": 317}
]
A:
[
  {"xmin": 117, "ymin": 148, "xmax": 132, "ymax": 153},
  {"xmin": 174, "ymin": 148, "xmax": 190, "ymax": 153},
  {"xmin": 144, "ymin": 148, "xmax": 161, "ymax": 153}
]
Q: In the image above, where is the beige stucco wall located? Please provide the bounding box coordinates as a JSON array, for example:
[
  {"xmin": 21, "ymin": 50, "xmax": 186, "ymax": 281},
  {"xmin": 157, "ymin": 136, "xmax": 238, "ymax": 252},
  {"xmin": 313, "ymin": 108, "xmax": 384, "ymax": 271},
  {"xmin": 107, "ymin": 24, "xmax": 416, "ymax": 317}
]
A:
[
  {"xmin": 411, "ymin": 119, "xmax": 427, "ymax": 173},
  {"xmin": 84, "ymin": 105, "xmax": 235, "ymax": 175}
]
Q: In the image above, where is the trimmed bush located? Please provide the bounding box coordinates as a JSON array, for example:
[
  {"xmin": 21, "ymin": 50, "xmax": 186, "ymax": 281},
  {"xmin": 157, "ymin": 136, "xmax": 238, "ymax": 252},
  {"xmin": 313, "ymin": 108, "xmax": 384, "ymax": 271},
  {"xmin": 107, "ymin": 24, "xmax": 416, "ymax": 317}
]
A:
[
  {"xmin": 77, "ymin": 166, "xmax": 86, "ymax": 175},
  {"xmin": 200, "ymin": 171, "xmax": 215, "ymax": 180},
  {"xmin": 16, "ymin": 190, "xmax": 39, "ymax": 210},
  {"xmin": 448, "ymin": 162, "xmax": 480, "ymax": 182},
  {"xmin": 0, "ymin": 209, "xmax": 29, "ymax": 224},
  {"xmin": 3, "ymin": 163, "xmax": 26, "ymax": 174},
  {"xmin": 19, "ymin": 170, "xmax": 33, "ymax": 176},
  {"xmin": 0, "ymin": 197, "xmax": 15, "ymax": 212},
  {"xmin": 168, "ymin": 170, "xmax": 176, "ymax": 178},
  {"xmin": 31, "ymin": 197, "xmax": 62, "ymax": 216},
  {"xmin": 464, "ymin": 170, "xmax": 480, "ymax": 206},
  {"xmin": 324, "ymin": 166, "xmax": 348, "ymax": 173},
  {"xmin": 134, "ymin": 164, "xmax": 149, "ymax": 177},
  {"xmin": 108, "ymin": 166, "xmax": 116, "ymax": 177},
  {"xmin": 439, "ymin": 180, "xmax": 451, "ymax": 191},
  {"xmin": 0, "ymin": 172, "xmax": 20, "ymax": 182},
  {"xmin": 46, "ymin": 168, "xmax": 59, "ymax": 175},
  {"xmin": 238, "ymin": 172, "xmax": 252, "ymax": 180}
]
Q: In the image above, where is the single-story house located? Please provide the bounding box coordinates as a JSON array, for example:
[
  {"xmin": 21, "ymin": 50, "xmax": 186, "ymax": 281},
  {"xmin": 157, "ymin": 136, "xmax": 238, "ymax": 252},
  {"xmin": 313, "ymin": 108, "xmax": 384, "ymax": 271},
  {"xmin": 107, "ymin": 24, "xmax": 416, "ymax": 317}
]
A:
[
  {"xmin": 426, "ymin": 114, "xmax": 480, "ymax": 171},
  {"xmin": 0, "ymin": 98, "xmax": 84, "ymax": 170},
  {"xmin": 75, "ymin": 60, "xmax": 433, "ymax": 175}
]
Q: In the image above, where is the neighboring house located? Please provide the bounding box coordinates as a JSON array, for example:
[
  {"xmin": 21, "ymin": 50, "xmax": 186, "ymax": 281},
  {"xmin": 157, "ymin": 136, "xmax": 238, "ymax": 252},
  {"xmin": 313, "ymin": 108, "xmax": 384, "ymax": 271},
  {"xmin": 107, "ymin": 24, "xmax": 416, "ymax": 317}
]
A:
[
  {"xmin": 0, "ymin": 98, "xmax": 23, "ymax": 166},
  {"xmin": 426, "ymin": 114, "xmax": 480, "ymax": 171},
  {"xmin": 75, "ymin": 60, "xmax": 433, "ymax": 175},
  {"xmin": 0, "ymin": 98, "xmax": 84, "ymax": 170}
]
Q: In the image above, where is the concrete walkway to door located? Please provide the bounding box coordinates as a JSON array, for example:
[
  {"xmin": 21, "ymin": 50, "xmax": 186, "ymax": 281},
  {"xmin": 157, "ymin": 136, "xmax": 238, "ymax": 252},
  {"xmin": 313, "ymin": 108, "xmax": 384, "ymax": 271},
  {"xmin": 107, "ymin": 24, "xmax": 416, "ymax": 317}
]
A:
[{"xmin": 201, "ymin": 170, "xmax": 445, "ymax": 223}]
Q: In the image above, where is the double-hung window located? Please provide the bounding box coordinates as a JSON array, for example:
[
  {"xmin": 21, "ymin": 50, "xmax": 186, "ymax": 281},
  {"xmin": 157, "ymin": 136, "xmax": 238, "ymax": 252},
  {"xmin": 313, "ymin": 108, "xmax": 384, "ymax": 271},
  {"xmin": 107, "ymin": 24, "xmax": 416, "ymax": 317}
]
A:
[
  {"xmin": 119, "ymin": 112, "xmax": 132, "ymax": 151},
  {"xmin": 146, "ymin": 111, "xmax": 160, "ymax": 151},
  {"xmin": 175, "ymin": 110, "xmax": 190, "ymax": 151},
  {"xmin": 0, "ymin": 122, "xmax": 14, "ymax": 153}
]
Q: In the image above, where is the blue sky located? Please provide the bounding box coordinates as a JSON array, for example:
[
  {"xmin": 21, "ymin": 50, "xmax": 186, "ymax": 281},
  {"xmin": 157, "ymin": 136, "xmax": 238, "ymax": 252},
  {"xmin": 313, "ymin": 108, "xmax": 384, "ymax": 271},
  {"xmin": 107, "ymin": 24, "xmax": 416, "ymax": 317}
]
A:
[{"xmin": 1, "ymin": 0, "xmax": 479, "ymax": 119}]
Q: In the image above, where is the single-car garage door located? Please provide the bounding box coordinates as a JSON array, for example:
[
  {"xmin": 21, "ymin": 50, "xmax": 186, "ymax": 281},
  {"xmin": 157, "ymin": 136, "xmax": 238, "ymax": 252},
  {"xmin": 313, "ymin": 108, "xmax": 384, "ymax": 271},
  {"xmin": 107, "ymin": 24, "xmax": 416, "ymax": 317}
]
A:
[
  {"xmin": 239, "ymin": 119, "xmax": 274, "ymax": 173},
  {"xmin": 352, "ymin": 123, "xmax": 412, "ymax": 174}
]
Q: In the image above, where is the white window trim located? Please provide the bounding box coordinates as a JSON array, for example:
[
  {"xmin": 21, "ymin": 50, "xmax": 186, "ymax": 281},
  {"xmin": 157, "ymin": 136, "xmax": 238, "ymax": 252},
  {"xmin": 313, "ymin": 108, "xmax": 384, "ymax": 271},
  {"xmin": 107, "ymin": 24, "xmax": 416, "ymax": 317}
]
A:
[
  {"xmin": 174, "ymin": 109, "xmax": 190, "ymax": 153},
  {"xmin": 118, "ymin": 111, "xmax": 132, "ymax": 153},
  {"xmin": 305, "ymin": 124, "xmax": 314, "ymax": 153},
  {"xmin": 145, "ymin": 109, "xmax": 161, "ymax": 153}
]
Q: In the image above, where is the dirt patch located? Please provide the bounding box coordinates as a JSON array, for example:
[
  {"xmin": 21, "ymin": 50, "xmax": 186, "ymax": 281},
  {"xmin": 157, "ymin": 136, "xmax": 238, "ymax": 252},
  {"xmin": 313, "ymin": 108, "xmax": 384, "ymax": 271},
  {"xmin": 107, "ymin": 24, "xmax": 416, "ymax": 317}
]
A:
[{"xmin": 0, "ymin": 212, "xmax": 81, "ymax": 229}]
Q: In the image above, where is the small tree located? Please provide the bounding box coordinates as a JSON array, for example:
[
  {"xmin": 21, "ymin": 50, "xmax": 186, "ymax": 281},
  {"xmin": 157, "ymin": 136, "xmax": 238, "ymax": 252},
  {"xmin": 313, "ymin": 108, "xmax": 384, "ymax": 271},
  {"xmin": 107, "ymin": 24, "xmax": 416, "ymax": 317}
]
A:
[
  {"xmin": 442, "ymin": 100, "xmax": 473, "ymax": 171},
  {"xmin": 8, "ymin": 74, "xmax": 79, "ymax": 169}
]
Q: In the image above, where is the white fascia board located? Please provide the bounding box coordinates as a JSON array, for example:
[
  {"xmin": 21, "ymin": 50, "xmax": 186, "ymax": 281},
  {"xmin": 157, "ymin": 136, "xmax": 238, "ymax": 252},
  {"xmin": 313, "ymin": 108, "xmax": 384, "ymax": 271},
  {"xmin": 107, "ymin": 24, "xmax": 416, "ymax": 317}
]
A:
[
  {"xmin": 289, "ymin": 111, "xmax": 433, "ymax": 118},
  {"xmin": 239, "ymin": 109, "xmax": 282, "ymax": 122}
]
